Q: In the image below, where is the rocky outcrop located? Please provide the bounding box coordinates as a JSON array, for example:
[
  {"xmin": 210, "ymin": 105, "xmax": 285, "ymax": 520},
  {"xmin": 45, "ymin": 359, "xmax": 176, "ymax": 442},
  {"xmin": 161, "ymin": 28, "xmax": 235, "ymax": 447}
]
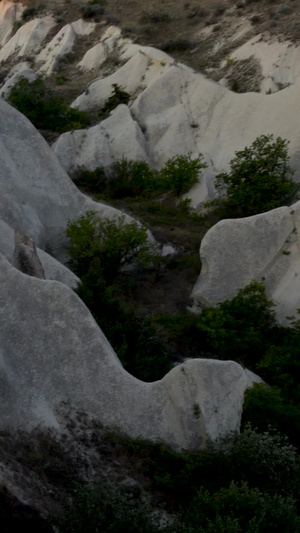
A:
[
  {"xmin": 192, "ymin": 201, "xmax": 300, "ymax": 323},
  {"xmin": 0, "ymin": 98, "xmax": 136, "ymax": 261},
  {"xmin": 53, "ymin": 104, "xmax": 152, "ymax": 173},
  {"xmin": 0, "ymin": 15, "xmax": 55, "ymax": 63},
  {"xmin": 0, "ymin": 253, "xmax": 252, "ymax": 450},
  {"xmin": 0, "ymin": 8, "xmax": 300, "ymax": 206},
  {"xmin": 12, "ymin": 231, "xmax": 45, "ymax": 279}
]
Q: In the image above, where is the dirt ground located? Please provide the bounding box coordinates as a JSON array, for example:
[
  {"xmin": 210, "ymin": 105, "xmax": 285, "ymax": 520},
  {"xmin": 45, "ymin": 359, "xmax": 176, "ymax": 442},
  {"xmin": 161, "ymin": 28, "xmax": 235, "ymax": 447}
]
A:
[{"xmin": 20, "ymin": 0, "xmax": 300, "ymax": 74}]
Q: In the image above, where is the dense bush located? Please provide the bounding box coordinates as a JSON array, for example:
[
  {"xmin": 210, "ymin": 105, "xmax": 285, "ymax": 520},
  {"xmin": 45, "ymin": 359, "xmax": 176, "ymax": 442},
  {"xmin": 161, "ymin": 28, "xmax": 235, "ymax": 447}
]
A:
[
  {"xmin": 67, "ymin": 212, "xmax": 170, "ymax": 381},
  {"xmin": 74, "ymin": 155, "xmax": 206, "ymax": 200},
  {"xmin": 101, "ymin": 84, "xmax": 131, "ymax": 115},
  {"xmin": 9, "ymin": 77, "xmax": 90, "ymax": 132},
  {"xmin": 21, "ymin": 5, "xmax": 42, "ymax": 21},
  {"xmin": 158, "ymin": 281, "xmax": 278, "ymax": 367},
  {"xmin": 108, "ymin": 159, "xmax": 159, "ymax": 198},
  {"xmin": 67, "ymin": 211, "xmax": 155, "ymax": 282},
  {"xmin": 213, "ymin": 134, "xmax": 299, "ymax": 216},
  {"xmin": 160, "ymin": 153, "xmax": 206, "ymax": 196},
  {"xmin": 180, "ymin": 482, "xmax": 300, "ymax": 533}
]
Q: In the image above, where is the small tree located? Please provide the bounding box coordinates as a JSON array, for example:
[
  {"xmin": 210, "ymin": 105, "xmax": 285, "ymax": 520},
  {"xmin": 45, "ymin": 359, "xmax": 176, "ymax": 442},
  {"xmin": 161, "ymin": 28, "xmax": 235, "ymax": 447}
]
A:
[
  {"xmin": 67, "ymin": 211, "xmax": 155, "ymax": 282},
  {"xmin": 159, "ymin": 153, "xmax": 207, "ymax": 196},
  {"xmin": 214, "ymin": 135, "xmax": 299, "ymax": 216}
]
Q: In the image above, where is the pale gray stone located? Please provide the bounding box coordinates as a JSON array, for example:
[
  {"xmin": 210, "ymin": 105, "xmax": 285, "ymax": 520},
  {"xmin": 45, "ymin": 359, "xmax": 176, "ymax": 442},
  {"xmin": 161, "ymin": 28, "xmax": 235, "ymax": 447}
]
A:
[
  {"xmin": 12, "ymin": 231, "xmax": 45, "ymax": 279},
  {"xmin": 0, "ymin": 254, "xmax": 251, "ymax": 451},
  {"xmin": 192, "ymin": 203, "xmax": 300, "ymax": 323}
]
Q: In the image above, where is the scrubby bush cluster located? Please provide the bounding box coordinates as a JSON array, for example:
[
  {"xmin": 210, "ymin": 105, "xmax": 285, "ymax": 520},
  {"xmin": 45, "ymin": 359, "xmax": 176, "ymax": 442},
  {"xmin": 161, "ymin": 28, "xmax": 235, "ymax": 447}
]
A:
[
  {"xmin": 56, "ymin": 426, "xmax": 300, "ymax": 533},
  {"xmin": 9, "ymin": 77, "xmax": 90, "ymax": 133},
  {"xmin": 211, "ymin": 134, "xmax": 299, "ymax": 217},
  {"xmin": 75, "ymin": 153, "xmax": 206, "ymax": 199}
]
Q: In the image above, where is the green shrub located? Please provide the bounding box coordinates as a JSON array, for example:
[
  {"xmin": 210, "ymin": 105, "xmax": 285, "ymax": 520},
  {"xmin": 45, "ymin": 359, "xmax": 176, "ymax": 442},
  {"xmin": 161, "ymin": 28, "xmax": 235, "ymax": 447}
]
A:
[
  {"xmin": 73, "ymin": 155, "xmax": 206, "ymax": 201},
  {"xmin": 159, "ymin": 153, "xmax": 207, "ymax": 196},
  {"xmin": 9, "ymin": 77, "xmax": 90, "ymax": 132},
  {"xmin": 213, "ymin": 134, "xmax": 299, "ymax": 217},
  {"xmin": 157, "ymin": 282, "xmax": 278, "ymax": 368},
  {"xmin": 101, "ymin": 84, "xmax": 131, "ymax": 115},
  {"xmin": 242, "ymin": 384, "xmax": 300, "ymax": 447},
  {"xmin": 181, "ymin": 482, "xmax": 300, "ymax": 533},
  {"xmin": 67, "ymin": 211, "xmax": 155, "ymax": 282},
  {"xmin": 73, "ymin": 167, "xmax": 108, "ymax": 193},
  {"xmin": 108, "ymin": 159, "xmax": 159, "ymax": 198},
  {"xmin": 66, "ymin": 212, "xmax": 171, "ymax": 381},
  {"xmin": 80, "ymin": 4, "xmax": 105, "ymax": 19}
]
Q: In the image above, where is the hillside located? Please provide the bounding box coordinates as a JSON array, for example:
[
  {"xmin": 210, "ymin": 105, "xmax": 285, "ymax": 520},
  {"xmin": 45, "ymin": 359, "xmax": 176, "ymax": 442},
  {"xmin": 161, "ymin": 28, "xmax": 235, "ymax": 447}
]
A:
[{"xmin": 0, "ymin": 0, "xmax": 300, "ymax": 531}]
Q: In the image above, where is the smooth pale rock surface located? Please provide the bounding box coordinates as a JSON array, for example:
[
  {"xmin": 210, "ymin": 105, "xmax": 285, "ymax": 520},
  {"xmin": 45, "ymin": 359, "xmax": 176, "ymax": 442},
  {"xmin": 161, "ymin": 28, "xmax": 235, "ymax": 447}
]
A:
[
  {"xmin": 0, "ymin": 253, "xmax": 251, "ymax": 450},
  {"xmin": 72, "ymin": 50, "xmax": 170, "ymax": 111},
  {"xmin": 0, "ymin": 98, "xmax": 134, "ymax": 261},
  {"xmin": 36, "ymin": 20, "xmax": 95, "ymax": 75},
  {"xmin": 78, "ymin": 26, "xmax": 122, "ymax": 71},
  {"xmin": 53, "ymin": 104, "xmax": 151, "ymax": 173},
  {"xmin": 0, "ymin": 16, "xmax": 55, "ymax": 64},
  {"xmin": 192, "ymin": 202, "xmax": 300, "ymax": 323}
]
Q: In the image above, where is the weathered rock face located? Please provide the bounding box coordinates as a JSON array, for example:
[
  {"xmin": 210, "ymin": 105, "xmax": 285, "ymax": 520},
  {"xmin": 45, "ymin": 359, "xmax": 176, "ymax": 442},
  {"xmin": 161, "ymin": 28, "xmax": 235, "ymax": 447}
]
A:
[
  {"xmin": 0, "ymin": 99, "xmax": 135, "ymax": 261},
  {"xmin": 1, "ymin": 8, "xmax": 300, "ymax": 206},
  {"xmin": 0, "ymin": 15, "xmax": 55, "ymax": 63},
  {"xmin": 52, "ymin": 104, "xmax": 152, "ymax": 174},
  {"xmin": 192, "ymin": 201, "xmax": 300, "ymax": 323},
  {"xmin": 0, "ymin": 254, "xmax": 251, "ymax": 450}
]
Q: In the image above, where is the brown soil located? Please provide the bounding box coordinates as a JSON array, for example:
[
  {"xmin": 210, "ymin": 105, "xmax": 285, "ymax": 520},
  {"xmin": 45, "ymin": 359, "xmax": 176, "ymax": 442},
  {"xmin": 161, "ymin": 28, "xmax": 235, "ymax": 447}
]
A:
[{"xmin": 20, "ymin": 0, "xmax": 300, "ymax": 76}]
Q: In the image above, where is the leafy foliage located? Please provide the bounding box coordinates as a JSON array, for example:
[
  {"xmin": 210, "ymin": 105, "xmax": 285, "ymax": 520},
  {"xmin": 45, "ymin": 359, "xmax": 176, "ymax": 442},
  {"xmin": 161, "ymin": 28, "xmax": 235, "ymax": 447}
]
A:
[
  {"xmin": 101, "ymin": 84, "xmax": 131, "ymax": 115},
  {"xmin": 160, "ymin": 153, "xmax": 207, "ymax": 196},
  {"xmin": 9, "ymin": 77, "xmax": 90, "ymax": 133},
  {"xmin": 67, "ymin": 211, "xmax": 155, "ymax": 282},
  {"xmin": 67, "ymin": 212, "xmax": 170, "ymax": 381},
  {"xmin": 74, "ymin": 155, "xmax": 206, "ymax": 200},
  {"xmin": 242, "ymin": 384, "xmax": 300, "ymax": 447},
  {"xmin": 213, "ymin": 135, "xmax": 299, "ymax": 216},
  {"xmin": 108, "ymin": 158, "xmax": 160, "ymax": 198},
  {"xmin": 158, "ymin": 281, "xmax": 278, "ymax": 367},
  {"xmin": 180, "ymin": 482, "xmax": 300, "ymax": 533}
]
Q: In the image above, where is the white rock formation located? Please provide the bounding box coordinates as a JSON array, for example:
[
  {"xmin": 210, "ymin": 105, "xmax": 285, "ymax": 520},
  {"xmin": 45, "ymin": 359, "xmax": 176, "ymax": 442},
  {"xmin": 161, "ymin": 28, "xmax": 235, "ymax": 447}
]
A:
[
  {"xmin": 192, "ymin": 201, "xmax": 300, "ymax": 323},
  {"xmin": 70, "ymin": 43, "xmax": 300, "ymax": 206},
  {"xmin": 53, "ymin": 104, "xmax": 151, "ymax": 173},
  {"xmin": 0, "ymin": 98, "xmax": 136, "ymax": 261},
  {"xmin": 36, "ymin": 19, "xmax": 95, "ymax": 75},
  {"xmin": 72, "ymin": 48, "xmax": 170, "ymax": 111},
  {"xmin": 77, "ymin": 25, "xmax": 122, "ymax": 71},
  {"xmin": 0, "ymin": 253, "xmax": 252, "ymax": 450},
  {"xmin": 0, "ymin": 15, "xmax": 55, "ymax": 63}
]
